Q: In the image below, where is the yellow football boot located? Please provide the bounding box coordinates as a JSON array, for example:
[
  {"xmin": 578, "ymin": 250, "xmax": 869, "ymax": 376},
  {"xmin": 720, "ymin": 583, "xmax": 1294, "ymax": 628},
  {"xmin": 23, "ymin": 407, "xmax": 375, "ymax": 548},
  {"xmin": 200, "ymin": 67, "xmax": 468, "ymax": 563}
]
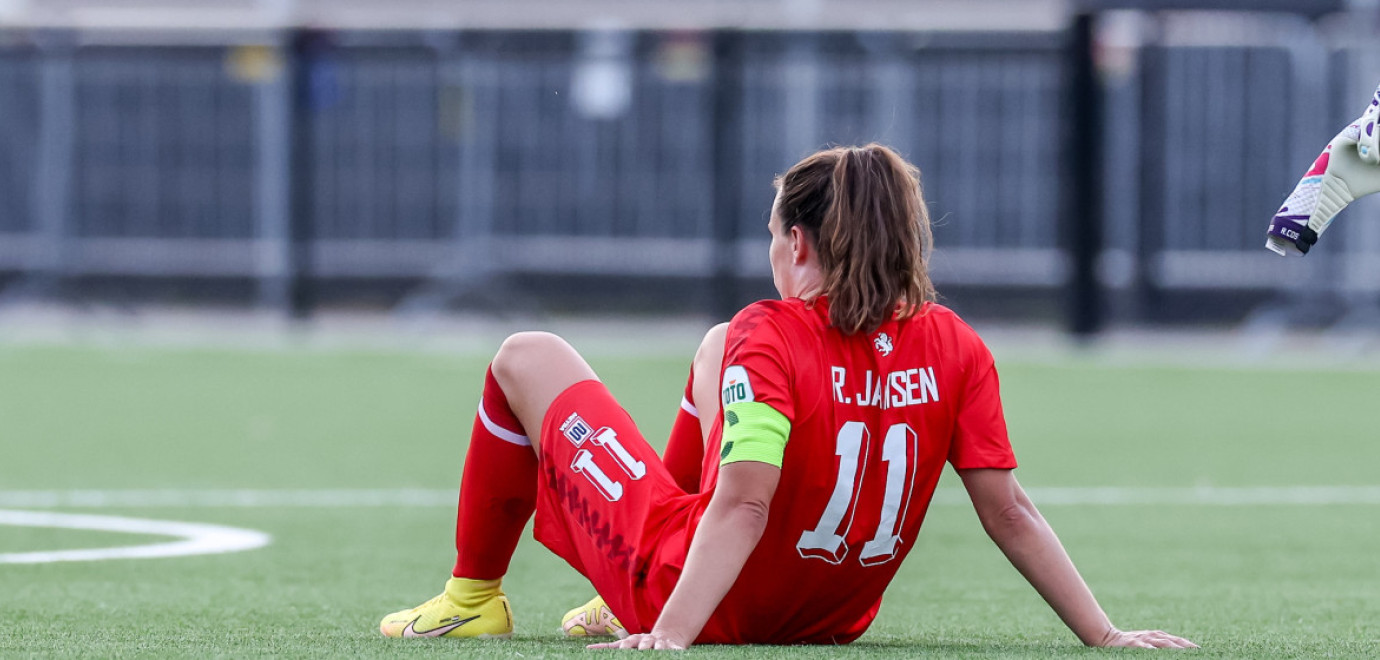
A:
[
  {"xmin": 379, "ymin": 577, "xmax": 513, "ymax": 639},
  {"xmin": 560, "ymin": 594, "xmax": 627, "ymax": 639}
]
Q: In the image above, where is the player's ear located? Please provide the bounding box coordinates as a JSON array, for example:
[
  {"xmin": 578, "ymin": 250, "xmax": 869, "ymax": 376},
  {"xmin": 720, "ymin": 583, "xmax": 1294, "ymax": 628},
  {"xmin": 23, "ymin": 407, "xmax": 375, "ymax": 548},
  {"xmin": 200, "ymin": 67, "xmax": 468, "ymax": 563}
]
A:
[{"xmin": 789, "ymin": 225, "xmax": 810, "ymax": 265}]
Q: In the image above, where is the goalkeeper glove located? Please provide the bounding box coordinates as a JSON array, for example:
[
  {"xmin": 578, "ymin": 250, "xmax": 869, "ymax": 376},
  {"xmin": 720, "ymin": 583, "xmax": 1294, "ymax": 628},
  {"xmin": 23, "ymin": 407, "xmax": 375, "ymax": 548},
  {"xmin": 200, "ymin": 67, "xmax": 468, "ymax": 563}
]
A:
[{"xmin": 1265, "ymin": 82, "xmax": 1380, "ymax": 256}]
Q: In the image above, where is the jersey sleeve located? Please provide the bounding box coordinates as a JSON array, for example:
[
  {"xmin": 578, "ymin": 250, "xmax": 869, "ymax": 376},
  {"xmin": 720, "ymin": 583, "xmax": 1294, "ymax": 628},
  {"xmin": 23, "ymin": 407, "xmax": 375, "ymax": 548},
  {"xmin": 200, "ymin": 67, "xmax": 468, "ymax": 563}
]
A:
[
  {"xmin": 947, "ymin": 326, "xmax": 1018, "ymax": 470},
  {"xmin": 718, "ymin": 302, "xmax": 794, "ymax": 468}
]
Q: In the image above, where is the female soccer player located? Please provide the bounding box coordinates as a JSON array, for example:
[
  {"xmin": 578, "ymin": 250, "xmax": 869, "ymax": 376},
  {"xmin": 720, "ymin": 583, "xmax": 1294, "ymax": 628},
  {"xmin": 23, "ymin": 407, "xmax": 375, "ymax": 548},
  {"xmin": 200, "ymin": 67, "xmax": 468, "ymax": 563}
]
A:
[{"xmin": 379, "ymin": 144, "xmax": 1196, "ymax": 650}]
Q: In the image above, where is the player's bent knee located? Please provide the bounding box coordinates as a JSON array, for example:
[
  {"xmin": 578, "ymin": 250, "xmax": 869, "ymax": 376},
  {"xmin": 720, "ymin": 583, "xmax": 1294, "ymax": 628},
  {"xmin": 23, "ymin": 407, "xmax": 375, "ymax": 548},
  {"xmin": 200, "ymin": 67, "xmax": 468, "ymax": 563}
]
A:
[
  {"xmin": 491, "ymin": 332, "xmax": 599, "ymax": 432},
  {"xmin": 694, "ymin": 323, "xmax": 729, "ymax": 368},
  {"xmin": 493, "ymin": 332, "xmax": 575, "ymax": 386}
]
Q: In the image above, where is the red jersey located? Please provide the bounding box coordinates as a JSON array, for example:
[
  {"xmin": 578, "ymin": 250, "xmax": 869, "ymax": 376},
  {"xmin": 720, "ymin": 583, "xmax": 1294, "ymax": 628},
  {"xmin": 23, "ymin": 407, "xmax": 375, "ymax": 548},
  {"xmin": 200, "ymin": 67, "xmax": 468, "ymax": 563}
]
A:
[{"xmin": 638, "ymin": 298, "xmax": 1016, "ymax": 644}]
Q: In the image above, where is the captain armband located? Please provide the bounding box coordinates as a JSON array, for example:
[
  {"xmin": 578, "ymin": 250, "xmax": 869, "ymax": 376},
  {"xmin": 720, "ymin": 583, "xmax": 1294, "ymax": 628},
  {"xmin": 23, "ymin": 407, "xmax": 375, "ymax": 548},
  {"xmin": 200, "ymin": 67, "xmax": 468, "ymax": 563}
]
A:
[{"xmin": 719, "ymin": 402, "xmax": 790, "ymax": 468}]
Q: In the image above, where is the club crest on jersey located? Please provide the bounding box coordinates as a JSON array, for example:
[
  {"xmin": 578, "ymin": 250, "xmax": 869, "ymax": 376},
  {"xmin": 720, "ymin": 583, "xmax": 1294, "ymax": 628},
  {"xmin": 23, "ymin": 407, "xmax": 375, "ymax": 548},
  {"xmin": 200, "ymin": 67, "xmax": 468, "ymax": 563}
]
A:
[
  {"xmin": 873, "ymin": 332, "xmax": 894, "ymax": 356},
  {"xmin": 560, "ymin": 413, "xmax": 594, "ymax": 447},
  {"xmin": 721, "ymin": 365, "xmax": 755, "ymax": 406}
]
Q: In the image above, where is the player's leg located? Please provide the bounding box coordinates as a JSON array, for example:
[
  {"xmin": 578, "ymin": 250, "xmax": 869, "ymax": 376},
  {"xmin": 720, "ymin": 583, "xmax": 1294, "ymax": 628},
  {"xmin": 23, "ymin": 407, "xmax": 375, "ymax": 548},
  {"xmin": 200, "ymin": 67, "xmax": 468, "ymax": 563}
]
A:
[
  {"xmin": 659, "ymin": 368, "xmax": 705, "ymax": 495},
  {"xmin": 379, "ymin": 332, "xmax": 597, "ymax": 639},
  {"xmin": 661, "ymin": 323, "xmax": 728, "ymax": 494},
  {"xmin": 488, "ymin": 331, "xmax": 600, "ymax": 438},
  {"xmin": 561, "ymin": 323, "xmax": 726, "ymax": 639},
  {"xmin": 690, "ymin": 323, "xmax": 729, "ymax": 445},
  {"xmin": 509, "ymin": 336, "xmax": 697, "ymax": 636}
]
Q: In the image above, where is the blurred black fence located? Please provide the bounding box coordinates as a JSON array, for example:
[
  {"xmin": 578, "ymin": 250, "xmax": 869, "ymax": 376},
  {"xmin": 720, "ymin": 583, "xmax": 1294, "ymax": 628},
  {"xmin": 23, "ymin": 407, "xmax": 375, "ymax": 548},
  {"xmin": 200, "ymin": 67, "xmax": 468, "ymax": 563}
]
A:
[{"xmin": 0, "ymin": 14, "xmax": 1376, "ymax": 327}]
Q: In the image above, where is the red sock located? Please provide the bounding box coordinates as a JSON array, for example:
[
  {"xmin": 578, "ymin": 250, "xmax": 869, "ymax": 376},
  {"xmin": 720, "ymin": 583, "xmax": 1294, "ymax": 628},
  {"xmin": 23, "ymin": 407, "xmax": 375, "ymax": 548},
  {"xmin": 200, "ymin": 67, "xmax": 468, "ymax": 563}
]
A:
[
  {"xmin": 452, "ymin": 366, "xmax": 538, "ymax": 580},
  {"xmin": 661, "ymin": 369, "xmax": 704, "ymax": 494}
]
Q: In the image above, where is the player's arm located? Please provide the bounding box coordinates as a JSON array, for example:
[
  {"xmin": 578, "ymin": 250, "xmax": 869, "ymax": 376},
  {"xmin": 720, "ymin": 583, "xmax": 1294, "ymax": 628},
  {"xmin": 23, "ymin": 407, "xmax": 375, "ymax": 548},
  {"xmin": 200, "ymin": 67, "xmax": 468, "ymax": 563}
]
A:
[
  {"xmin": 589, "ymin": 460, "xmax": 781, "ymax": 650},
  {"xmin": 651, "ymin": 460, "xmax": 780, "ymax": 644},
  {"xmin": 958, "ymin": 468, "xmax": 1196, "ymax": 649}
]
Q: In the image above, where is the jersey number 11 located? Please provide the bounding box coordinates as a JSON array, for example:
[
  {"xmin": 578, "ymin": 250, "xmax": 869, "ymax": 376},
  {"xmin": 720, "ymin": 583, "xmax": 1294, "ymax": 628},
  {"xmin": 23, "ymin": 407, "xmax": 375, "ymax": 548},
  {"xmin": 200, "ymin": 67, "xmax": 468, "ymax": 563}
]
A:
[{"xmin": 796, "ymin": 421, "xmax": 918, "ymax": 566}]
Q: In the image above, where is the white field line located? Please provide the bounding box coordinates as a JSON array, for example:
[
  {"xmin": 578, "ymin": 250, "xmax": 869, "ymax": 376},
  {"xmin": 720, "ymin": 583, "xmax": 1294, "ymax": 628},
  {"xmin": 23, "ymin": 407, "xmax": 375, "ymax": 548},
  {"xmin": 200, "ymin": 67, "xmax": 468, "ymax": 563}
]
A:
[
  {"xmin": 934, "ymin": 486, "xmax": 1380, "ymax": 506},
  {"xmin": 0, "ymin": 509, "xmax": 271, "ymax": 564},
  {"xmin": 1, "ymin": 486, "xmax": 1379, "ymax": 509},
  {"xmin": 0, "ymin": 489, "xmax": 460, "ymax": 508}
]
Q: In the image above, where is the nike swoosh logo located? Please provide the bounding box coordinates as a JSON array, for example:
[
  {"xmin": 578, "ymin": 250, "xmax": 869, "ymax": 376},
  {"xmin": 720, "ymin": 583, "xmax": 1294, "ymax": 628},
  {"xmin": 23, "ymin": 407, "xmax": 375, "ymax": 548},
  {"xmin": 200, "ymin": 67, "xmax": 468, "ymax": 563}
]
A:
[{"xmin": 401, "ymin": 615, "xmax": 481, "ymax": 638}]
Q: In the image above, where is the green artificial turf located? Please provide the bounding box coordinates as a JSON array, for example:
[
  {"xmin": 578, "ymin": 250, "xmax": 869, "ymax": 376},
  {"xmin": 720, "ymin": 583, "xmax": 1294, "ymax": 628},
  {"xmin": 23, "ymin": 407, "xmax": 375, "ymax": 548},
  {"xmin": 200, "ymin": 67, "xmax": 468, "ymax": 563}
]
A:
[{"xmin": 1, "ymin": 341, "xmax": 1378, "ymax": 658}]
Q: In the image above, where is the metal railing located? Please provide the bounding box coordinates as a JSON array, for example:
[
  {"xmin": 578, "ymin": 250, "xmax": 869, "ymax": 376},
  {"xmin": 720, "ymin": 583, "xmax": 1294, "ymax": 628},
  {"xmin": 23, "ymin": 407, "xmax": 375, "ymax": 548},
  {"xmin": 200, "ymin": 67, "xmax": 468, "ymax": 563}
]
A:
[{"xmin": 0, "ymin": 14, "xmax": 1375, "ymax": 325}]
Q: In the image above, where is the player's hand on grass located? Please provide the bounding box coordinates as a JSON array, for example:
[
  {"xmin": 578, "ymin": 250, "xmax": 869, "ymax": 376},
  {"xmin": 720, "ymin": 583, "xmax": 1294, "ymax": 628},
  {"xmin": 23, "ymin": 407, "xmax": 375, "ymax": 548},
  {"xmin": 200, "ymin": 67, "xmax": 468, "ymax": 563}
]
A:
[
  {"xmin": 586, "ymin": 630, "xmax": 687, "ymax": 651},
  {"xmin": 1097, "ymin": 627, "xmax": 1198, "ymax": 649}
]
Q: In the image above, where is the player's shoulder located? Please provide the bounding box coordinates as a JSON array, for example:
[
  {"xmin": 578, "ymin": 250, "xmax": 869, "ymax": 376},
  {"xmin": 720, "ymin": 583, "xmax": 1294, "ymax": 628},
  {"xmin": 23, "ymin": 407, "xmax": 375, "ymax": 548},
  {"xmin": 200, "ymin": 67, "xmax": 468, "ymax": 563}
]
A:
[
  {"xmin": 728, "ymin": 298, "xmax": 813, "ymax": 332},
  {"xmin": 906, "ymin": 302, "xmax": 987, "ymax": 350},
  {"xmin": 910, "ymin": 302, "xmax": 967, "ymax": 330},
  {"xmin": 918, "ymin": 302, "xmax": 959, "ymax": 322},
  {"xmin": 724, "ymin": 299, "xmax": 819, "ymax": 353},
  {"xmin": 730, "ymin": 298, "xmax": 796, "ymax": 322}
]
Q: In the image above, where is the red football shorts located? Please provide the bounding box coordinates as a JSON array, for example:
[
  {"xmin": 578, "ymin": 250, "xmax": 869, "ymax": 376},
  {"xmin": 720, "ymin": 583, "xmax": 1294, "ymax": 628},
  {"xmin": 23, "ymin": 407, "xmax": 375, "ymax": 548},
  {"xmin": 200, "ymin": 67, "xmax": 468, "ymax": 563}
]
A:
[{"xmin": 532, "ymin": 379, "xmax": 688, "ymax": 634}]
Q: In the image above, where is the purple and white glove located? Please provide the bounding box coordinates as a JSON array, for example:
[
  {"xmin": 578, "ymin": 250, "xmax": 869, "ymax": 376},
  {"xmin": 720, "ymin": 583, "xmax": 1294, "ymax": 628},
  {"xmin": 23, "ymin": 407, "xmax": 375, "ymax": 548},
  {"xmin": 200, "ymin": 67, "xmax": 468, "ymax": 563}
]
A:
[{"xmin": 1266, "ymin": 83, "xmax": 1380, "ymax": 256}]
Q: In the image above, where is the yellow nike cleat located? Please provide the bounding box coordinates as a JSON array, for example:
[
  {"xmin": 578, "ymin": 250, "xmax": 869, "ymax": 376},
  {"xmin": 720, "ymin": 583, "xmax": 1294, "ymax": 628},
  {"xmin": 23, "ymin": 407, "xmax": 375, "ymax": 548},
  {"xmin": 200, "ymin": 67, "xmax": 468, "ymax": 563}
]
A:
[
  {"xmin": 560, "ymin": 594, "xmax": 627, "ymax": 639},
  {"xmin": 379, "ymin": 577, "xmax": 513, "ymax": 639}
]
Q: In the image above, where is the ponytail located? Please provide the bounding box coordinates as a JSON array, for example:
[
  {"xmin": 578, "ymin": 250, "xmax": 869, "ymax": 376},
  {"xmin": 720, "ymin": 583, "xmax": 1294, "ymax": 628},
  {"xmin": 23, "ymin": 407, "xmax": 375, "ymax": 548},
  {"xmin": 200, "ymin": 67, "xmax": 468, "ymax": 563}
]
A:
[{"xmin": 775, "ymin": 144, "xmax": 934, "ymax": 334}]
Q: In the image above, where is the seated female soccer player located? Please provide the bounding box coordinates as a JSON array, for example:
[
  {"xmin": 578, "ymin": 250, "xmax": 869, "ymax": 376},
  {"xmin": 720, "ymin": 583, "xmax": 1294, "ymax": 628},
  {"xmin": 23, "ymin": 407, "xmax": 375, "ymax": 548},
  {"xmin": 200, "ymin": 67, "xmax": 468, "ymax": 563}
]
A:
[{"xmin": 379, "ymin": 144, "xmax": 1196, "ymax": 650}]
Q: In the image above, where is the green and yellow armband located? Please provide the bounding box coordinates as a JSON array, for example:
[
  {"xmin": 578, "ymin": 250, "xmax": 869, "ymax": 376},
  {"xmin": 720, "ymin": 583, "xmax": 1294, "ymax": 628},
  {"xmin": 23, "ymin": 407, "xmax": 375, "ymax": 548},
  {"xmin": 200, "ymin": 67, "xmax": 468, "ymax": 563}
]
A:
[{"xmin": 719, "ymin": 401, "xmax": 790, "ymax": 468}]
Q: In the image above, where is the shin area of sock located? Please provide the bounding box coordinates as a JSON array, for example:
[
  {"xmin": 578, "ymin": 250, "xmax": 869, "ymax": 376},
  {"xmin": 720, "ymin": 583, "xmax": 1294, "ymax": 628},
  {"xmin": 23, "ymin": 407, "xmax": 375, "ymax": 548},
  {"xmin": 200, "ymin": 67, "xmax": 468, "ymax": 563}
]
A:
[{"xmin": 452, "ymin": 367, "xmax": 538, "ymax": 580}]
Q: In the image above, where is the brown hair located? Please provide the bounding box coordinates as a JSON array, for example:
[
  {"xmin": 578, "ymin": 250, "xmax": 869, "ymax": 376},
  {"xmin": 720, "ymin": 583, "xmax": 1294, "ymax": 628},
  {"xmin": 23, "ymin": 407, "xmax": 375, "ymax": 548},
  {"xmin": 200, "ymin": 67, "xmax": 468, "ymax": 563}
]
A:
[{"xmin": 774, "ymin": 143, "xmax": 935, "ymax": 335}]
